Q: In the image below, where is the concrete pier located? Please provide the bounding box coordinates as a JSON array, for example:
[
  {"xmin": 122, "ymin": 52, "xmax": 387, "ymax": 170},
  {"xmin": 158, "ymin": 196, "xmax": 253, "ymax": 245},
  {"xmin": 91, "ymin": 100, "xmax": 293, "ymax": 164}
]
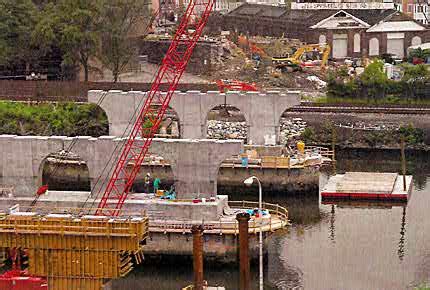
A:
[{"xmin": 0, "ymin": 135, "xmax": 242, "ymax": 199}]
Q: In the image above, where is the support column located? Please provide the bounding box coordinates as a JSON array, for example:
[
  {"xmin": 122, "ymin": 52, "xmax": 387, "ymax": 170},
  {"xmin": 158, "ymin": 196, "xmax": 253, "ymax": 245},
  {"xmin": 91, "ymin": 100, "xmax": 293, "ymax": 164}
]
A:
[
  {"xmin": 152, "ymin": 139, "xmax": 243, "ymax": 199},
  {"xmin": 192, "ymin": 225, "xmax": 204, "ymax": 290},
  {"xmin": 236, "ymin": 212, "xmax": 250, "ymax": 290}
]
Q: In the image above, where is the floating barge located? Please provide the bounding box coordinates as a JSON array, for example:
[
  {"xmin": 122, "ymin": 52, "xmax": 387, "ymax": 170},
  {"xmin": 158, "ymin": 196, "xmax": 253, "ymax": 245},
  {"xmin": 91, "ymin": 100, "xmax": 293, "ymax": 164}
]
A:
[{"xmin": 321, "ymin": 172, "xmax": 413, "ymax": 201}]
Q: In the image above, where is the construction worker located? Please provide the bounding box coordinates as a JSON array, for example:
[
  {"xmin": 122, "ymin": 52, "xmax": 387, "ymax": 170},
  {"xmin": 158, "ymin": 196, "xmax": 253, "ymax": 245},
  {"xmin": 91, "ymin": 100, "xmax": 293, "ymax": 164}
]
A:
[
  {"xmin": 144, "ymin": 173, "xmax": 151, "ymax": 194},
  {"xmin": 153, "ymin": 178, "xmax": 161, "ymax": 194}
]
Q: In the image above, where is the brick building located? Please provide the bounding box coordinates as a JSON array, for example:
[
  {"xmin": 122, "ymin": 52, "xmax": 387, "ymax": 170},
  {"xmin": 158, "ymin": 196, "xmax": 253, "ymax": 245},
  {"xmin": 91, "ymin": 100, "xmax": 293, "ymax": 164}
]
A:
[{"xmin": 213, "ymin": 3, "xmax": 430, "ymax": 58}]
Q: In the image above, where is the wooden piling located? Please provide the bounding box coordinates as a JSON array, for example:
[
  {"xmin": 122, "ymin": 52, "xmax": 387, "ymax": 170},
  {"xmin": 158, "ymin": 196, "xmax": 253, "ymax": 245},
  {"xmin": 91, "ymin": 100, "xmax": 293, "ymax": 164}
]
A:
[
  {"xmin": 191, "ymin": 225, "xmax": 204, "ymax": 290},
  {"xmin": 236, "ymin": 212, "xmax": 251, "ymax": 290}
]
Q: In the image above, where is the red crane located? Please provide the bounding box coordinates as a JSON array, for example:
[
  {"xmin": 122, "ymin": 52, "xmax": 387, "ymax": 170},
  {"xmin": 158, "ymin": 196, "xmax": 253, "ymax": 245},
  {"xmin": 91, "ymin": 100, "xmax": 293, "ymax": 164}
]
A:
[{"xmin": 96, "ymin": 0, "xmax": 215, "ymax": 216}]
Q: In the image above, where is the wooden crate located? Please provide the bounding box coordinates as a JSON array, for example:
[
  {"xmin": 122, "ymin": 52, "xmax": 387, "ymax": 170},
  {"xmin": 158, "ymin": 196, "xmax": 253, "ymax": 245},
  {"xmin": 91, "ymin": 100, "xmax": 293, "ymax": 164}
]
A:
[{"xmin": 261, "ymin": 156, "xmax": 277, "ymax": 168}]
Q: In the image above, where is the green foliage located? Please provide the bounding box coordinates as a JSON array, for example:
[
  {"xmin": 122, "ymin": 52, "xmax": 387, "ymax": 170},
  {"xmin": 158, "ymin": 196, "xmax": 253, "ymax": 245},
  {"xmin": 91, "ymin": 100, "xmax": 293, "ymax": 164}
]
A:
[
  {"xmin": 1, "ymin": 0, "xmax": 151, "ymax": 81},
  {"xmin": 326, "ymin": 66, "xmax": 357, "ymax": 99},
  {"xmin": 408, "ymin": 48, "xmax": 430, "ymax": 62},
  {"xmin": 363, "ymin": 131, "xmax": 386, "ymax": 147},
  {"xmin": 0, "ymin": 0, "xmax": 38, "ymax": 66},
  {"xmin": 414, "ymin": 284, "xmax": 430, "ymax": 290},
  {"xmin": 301, "ymin": 127, "xmax": 315, "ymax": 143},
  {"xmin": 99, "ymin": 0, "xmax": 151, "ymax": 82},
  {"xmin": 325, "ymin": 59, "xmax": 430, "ymax": 104},
  {"xmin": 34, "ymin": 0, "xmax": 103, "ymax": 81},
  {"xmin": 401, "ymin": 64, "xmax": 430, "ymax": 99},
  {"xmin": 0, "ymin": 101, "xmax": 108, "ymax": 136},
  {"xmin": 399, "ymin": 123, "xmax": 425, "ymax": 145},
  {"xmin": 359, "ymin": 60, "xmax": 388, "ymax": 99}
]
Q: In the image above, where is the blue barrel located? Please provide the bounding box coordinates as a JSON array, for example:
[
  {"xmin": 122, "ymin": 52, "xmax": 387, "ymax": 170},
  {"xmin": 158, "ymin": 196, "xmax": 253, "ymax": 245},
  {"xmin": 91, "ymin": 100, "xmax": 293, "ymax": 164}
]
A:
[{"xmin": 241, "ymin": 156, "xmax": 249, "ymax": 167}]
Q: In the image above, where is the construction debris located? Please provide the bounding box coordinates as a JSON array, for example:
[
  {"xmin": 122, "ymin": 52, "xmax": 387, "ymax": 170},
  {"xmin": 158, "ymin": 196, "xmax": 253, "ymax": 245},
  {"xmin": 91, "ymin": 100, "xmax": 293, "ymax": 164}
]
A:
[
  {"xmin": 206, "ymin": 117, "xmax": 308, "ymax": 143},
  {"xmin": 279, "ymin": 118, "xmax": 308, "ymax": 144},
  {"xmin": 204, "ymin": 35, "xmax": 331, "ymax": 90}
]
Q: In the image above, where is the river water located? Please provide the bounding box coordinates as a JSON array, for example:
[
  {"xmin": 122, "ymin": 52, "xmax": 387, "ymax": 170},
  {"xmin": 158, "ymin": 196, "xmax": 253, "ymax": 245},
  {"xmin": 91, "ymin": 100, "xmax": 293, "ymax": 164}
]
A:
[{"xmin": 112, "ymin": 149, "xmax": 430, "ymax": 290}]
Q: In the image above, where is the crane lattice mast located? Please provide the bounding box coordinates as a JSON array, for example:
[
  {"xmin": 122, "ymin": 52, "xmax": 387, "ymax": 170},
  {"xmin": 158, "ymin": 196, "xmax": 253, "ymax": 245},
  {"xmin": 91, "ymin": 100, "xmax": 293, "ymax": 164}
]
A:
[{"xmin": 96, "ymin": 0, "xmax": 214, "ymax": 216}]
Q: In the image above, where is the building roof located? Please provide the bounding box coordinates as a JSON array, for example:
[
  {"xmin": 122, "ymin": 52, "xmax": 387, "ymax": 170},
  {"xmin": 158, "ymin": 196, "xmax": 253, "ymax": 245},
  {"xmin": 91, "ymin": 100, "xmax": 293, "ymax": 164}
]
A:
[
  {"xmin": 367, "ymin": 20, "xmax": 427, "ymax": 32},
  {"xmin": 226, "ymin": 3, "xmax": 403, "ymax": 27}
]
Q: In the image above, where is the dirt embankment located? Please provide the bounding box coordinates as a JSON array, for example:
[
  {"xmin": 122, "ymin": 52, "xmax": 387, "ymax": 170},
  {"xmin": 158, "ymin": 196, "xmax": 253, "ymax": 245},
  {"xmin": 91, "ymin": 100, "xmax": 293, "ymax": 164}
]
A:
[
  {"xmin": 201, "ymin": 37, "xmax": 329, "ymax": 90},
  {"xmin": 284, "ymin": 111, "xmax": 430, "ymax": 149}
]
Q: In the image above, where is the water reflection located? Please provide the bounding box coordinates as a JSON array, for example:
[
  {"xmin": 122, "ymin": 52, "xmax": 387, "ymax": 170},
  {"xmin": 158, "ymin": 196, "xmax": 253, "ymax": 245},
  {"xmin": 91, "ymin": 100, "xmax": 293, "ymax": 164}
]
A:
[
  {"xmin": 398, "ymin": 206, "xmax": 407, "ymax": 262},
  {"xmin": 111, "ymin": 149, "xmax": 430, "ymax": 289},
  {"xmin": 329, "ymin": 204, "xmax": 336, "ymax": 243}
]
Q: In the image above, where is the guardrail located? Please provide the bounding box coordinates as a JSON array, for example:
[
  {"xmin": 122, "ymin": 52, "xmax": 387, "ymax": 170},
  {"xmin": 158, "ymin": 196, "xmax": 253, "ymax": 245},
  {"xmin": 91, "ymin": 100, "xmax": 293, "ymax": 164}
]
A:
[
  {"xmin": 228, "ymin": 200, "xmax": 288, "ymax": 222},
  {"xmin": 150, "ymin": 201, "xmax": 288, "ymax": 234},
  {"xmin": 305, "ymin": 146, "xmax": 334, "ymax": 160},
  {"xmin": 5, "ymin": 202, "xmax": 289, "ymax": 235}
]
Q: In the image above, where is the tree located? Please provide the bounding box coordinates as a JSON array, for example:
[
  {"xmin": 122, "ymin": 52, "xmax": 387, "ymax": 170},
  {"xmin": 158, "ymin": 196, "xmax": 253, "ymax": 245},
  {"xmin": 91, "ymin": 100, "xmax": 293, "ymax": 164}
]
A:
[
  {"xmin": 359, "ymin": 60, "xmax": 388, "ymax": 99},
  {"xmin": 34, "ymin": 0, "xmax": 102, "ymax": 82},
  {"xmin": 0, "ymin": 0, "xmax": 38, "ymax": 72},
  {"xmin": 401, "ymin": 63, "xmax": 430, "ymax": 99},
  {"xmin": 99, "ymin": 0, "xmax": 151, "ymax": 82}
]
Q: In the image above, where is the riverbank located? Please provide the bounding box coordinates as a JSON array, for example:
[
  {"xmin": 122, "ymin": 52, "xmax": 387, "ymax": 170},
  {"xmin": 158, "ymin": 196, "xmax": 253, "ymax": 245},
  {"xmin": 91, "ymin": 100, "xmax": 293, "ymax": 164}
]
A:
[{"xmin": 283, "ymin": 111, "xmax": 430, "ymax": 150}]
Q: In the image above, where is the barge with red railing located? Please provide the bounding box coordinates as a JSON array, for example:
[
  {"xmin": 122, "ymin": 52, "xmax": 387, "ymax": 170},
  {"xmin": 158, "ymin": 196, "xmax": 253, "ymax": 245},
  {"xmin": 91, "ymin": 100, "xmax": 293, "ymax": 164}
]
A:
[{"xmin": 321, "ymin": 172, "xmax": 412, "ymax": 201}]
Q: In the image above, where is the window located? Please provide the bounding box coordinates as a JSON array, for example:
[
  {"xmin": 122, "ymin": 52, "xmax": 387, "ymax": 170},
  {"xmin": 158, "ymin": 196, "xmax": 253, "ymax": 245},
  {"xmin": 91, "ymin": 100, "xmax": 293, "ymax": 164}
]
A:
[
  {"xmin": 412, "ymin": 36, "xmax": 422, "ymax": 46},
  {"xmin": 369, "ymin": 37, "xmax": 379, "ymax": 56},
  {"xmin": 353, "ymin": 33, "xmax": 361, "ymax": 53},
  {"xmin": 408, "ymin": 4, "xmax": 413, "ymax": 12},
  {"xmin": 417, "ymin": 5, "xmax": 423, "ymax": 13}
]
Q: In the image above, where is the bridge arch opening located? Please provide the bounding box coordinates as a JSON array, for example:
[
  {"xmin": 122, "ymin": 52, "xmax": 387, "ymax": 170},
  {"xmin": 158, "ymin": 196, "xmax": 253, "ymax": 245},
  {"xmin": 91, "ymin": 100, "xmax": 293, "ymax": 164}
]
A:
[
  {"xmin": 38, "ymin": 151, "xmax": 91, "ymax": 192},
  {"xmin": 130, "ymin": 152, "xmax": 175, "ymax": 194},
  {"xmin": 205, "ymin": 105, "xmax": 249, "ymax": 143},
  {"xmin": 144, "ymin": 105, "xmax": 181, "ymax": 139}
]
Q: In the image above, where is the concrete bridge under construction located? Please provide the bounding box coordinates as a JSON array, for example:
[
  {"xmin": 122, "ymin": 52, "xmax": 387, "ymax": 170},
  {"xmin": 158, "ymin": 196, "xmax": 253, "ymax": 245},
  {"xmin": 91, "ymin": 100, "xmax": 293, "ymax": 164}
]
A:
[
  {"xmin": 88, "ymin": 90, "xmax": 301, "ymax": 145},
  {"xmin": 0, "ymin": 135, "xmax": 242, "ymax": 198}
]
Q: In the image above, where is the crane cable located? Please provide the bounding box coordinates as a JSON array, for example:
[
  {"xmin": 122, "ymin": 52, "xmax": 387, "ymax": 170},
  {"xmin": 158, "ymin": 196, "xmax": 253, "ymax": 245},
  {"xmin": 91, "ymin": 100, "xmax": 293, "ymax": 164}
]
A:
[
  {"xmin": 82, "ymin": 9, "xmax": 165, "ymax": 213},
  {"xmin": 28, "ymin": 90, "xmax": 111, "ymax": 211}
]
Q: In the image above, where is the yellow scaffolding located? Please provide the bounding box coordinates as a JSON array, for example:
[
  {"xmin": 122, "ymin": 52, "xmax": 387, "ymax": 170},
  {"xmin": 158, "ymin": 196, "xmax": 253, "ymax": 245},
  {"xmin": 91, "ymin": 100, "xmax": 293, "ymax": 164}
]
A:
[{"xmin": 0, "ymin": 212, "xmax": 148, "ymax": 290}]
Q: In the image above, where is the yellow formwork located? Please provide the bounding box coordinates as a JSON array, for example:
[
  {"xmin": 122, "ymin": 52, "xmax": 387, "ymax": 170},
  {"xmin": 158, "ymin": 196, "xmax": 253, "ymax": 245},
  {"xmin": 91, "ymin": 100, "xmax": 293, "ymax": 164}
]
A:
[
  {"xmin": 27, "ymin": 249, "xmax": 139, "ymax": 278},
  {"xmin": 47, "ymin": 277, "xmax": 103, "ymax": 290},
  {"xmin": 0, "ymin": 214, "xmax": 148, "ymax": 251},
  {"xmin": 0, "ymin": 212, "xmax": 149, "ymax": 290}
]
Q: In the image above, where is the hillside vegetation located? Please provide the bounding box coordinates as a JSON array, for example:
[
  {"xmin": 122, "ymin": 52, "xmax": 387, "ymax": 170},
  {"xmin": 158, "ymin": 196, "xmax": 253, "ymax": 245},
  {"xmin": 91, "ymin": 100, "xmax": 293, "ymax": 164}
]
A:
[{"xmin": 0, "ymin": 101, "xmax": 108, "ymax": 136}]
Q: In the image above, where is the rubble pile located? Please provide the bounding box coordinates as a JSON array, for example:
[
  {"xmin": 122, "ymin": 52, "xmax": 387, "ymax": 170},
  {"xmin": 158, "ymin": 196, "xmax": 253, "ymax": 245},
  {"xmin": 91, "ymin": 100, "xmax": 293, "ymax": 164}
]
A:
[
  {"xmin": 207, "ymin": 118, "xmax": 308, "ymax": 143},
  {"xmin": 205, "ymin": 36, "xmax": 329, "ymax": 90},
  {"xmin": 207, "ymin": 120, "xmax": 247, "ymax": 139},
  {"xmin": 279, "ymin": 118, "xmax": 308, "ymax": 144}
]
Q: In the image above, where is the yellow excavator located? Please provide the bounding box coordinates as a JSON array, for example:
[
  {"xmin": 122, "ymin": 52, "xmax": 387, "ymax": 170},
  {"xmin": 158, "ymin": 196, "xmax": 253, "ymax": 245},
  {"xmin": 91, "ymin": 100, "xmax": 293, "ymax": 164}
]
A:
[{"xmin": 272, "ymin": 43, "xmax": 331, "ymax": 72}]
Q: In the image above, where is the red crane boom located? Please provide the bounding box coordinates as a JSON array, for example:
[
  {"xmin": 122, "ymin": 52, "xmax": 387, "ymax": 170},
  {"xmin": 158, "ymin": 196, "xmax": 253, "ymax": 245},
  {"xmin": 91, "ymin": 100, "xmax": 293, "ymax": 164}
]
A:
[{"xmin": 96, "ymin": 0, "xmax": 214, "ymax": 216}]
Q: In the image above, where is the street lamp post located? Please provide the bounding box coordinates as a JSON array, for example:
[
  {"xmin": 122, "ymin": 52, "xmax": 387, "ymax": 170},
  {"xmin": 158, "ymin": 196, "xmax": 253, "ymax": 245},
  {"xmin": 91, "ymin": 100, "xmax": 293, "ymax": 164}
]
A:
[{"xmin": 244, "ymin": 176, "xmax": 263, "ymax": 290}]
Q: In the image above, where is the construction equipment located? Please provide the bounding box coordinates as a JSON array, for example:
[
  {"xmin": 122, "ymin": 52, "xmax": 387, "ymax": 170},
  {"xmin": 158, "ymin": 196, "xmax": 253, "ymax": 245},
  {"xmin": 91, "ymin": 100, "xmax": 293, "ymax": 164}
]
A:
[
  {"xmin": 96, "ymin": 0, "xmax": 215, "ymax": 216},
  {"xmin": 0, "ymin": 0, "xmax": 215, "ymax": 288},
  {"xmin": 216, "ymin": 79, "xmax": 258, "ymax": 92},
  {"xmin": 272, "ymin": 43, "xmax": 331, "ymax": 72}
]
